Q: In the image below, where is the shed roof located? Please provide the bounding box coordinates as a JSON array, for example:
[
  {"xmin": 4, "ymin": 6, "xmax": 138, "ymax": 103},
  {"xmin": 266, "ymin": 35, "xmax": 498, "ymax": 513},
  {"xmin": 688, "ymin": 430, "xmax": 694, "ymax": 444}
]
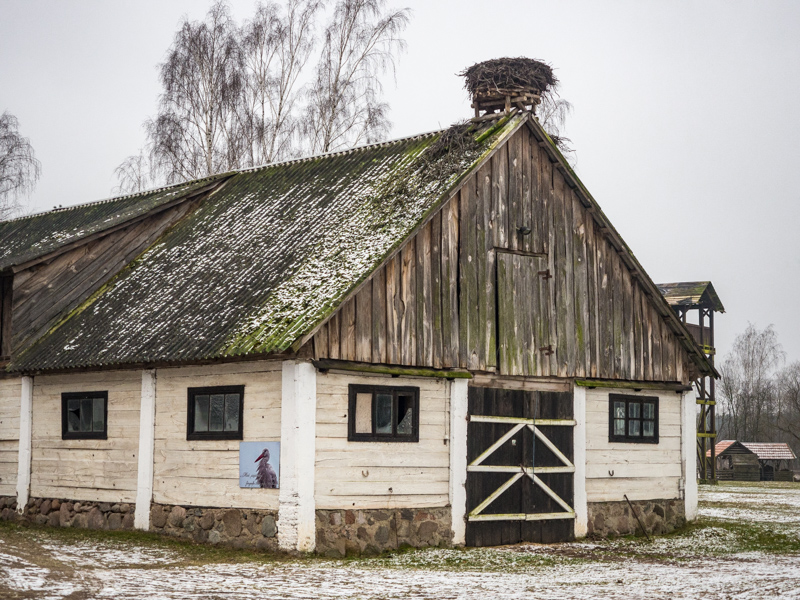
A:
[
  {"xmin": 0, "ymin": 175, "xmax": 228, "ymax": 271},
  {"xmin": 10, "ymin": 115, "xmax": 520, "ymax": 371},
  {"xmin": 657, "ymin": 281, "xmax": 725, "ymax": 313},
  {"xmin": 742, "ymin": 442, "xmax": 797, "ymax": 461}
]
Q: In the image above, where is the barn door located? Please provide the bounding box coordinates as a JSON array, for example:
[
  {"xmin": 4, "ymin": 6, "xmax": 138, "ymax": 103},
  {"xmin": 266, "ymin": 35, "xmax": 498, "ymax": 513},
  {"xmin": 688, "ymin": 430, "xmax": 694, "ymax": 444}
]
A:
[
  {"xmin": 496, "ymin": 252, "xmax": 552, "ymax": 376},
  {"xmin": 465, "ymin": 386, "xmax": 575, "ymax": 546}
]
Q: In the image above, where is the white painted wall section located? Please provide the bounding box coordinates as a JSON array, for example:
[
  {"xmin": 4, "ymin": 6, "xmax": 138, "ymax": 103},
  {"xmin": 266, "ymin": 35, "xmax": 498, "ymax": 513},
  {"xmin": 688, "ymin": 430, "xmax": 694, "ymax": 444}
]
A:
[
  {"xmin": 15, "ymin": 376, "xmax": 32, "ymax": 513},
  {"xmin": 449, "ymin": 379, "xmax": 468, "ymax": 546},
  {"xmin": 573, "ymin": 385, "xmax": 588, "ymax": 537},
  {"xmin": 278, "ymin": 361, "xmax": 317, "ymax": 552},
  {"xmin": 682, "ymin": 388, "xmax": 698, "ymax": 521},
  {"xmin": 135, "ymin": 370, "xmax": 157, "ymax": 530}
]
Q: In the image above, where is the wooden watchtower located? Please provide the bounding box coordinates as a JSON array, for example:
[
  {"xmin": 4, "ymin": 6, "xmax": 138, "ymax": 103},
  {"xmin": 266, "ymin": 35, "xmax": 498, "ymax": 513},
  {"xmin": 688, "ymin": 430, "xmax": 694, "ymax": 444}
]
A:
[{"xmin": 657, "ymin": 282, "xmax": 725, "ymax": 481}]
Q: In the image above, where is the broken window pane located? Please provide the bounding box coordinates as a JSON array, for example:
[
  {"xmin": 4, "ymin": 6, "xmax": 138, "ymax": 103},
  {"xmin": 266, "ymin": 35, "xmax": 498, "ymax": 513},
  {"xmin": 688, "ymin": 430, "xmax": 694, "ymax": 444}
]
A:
[
  {"xmin": 194, "ymin": 395, "xmax": 209, "ymax": 432},
  {"xmin": 67, "ymin": 399, "xmax": 81, "ymax": 432},
  {"xmin": 397, "ymin": 395, "xmax": 414, "ymax": 436},
  {"xmin": 375, "ymin": 393, "xmax": 392, "ymax": 434},
  {"xmin": 209, "ymin": 394, "xmax": 225, "ymax": 431}
]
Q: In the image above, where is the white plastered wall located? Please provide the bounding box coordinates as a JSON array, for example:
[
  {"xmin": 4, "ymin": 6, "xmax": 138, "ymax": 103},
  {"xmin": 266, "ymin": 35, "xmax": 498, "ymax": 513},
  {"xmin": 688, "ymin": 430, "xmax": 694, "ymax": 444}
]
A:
[
  {"xmin": 585, "ymin": 387, "xmax": 684, "ymax": 503},
  {"xmin": 0, "ymin": 377, "xmax": 22, "ymax": 498},
  {"xmin": 314, "ymin": 371, "xmax": 450, "ymax": 510},
  {"xmin": 682, "ymin": 388, "xmax": 698, "ymax": 520},
  {"xmin": 30, "ymin": 371, "xmax": 141, "ymax": 504},
  {"xmin": 152, "ymin": 361, "xmax": 282, "ymax": 509}
]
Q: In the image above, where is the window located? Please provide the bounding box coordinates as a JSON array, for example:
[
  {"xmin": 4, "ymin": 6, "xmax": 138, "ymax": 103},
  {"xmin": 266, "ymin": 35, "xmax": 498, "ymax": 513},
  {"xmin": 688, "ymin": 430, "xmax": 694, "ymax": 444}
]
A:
[
  {"xmin": 609, "ymin": 394, "xmax": 658, "ymax": 443},
  {"xmin": 187, "ymin": 385, "xmax": 244, "ymax": 440},
  {"xmin": 348, "ymin": 384, "xmax": 419, "ymax": 442},
  {"xmin": 62, "ymin": 392, "xmax": 107, "ymax": 439}
]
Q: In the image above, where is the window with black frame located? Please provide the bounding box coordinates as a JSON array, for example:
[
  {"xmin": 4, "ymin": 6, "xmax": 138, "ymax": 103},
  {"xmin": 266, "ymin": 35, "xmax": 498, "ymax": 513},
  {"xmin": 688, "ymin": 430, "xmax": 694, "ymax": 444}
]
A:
[
  {"xmin": 187, "ymin": 385, "xmax": 244, "ymax": 440},
  {"xmin": 609, "ymin": 394, "xmax": 659, "ymax": 443},
  {"xmin": 348, "ymin": 384, "xmax": 419, "ymax": 442},
  {"xmin": 61, "ymin": 391, "xmax": 108, "ymax": 439}
]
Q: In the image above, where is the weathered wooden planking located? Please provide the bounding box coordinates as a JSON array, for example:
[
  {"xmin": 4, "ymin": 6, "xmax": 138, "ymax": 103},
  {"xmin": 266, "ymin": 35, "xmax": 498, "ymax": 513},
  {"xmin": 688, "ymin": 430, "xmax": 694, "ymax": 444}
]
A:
[
  {"xmin": 306, "ymin": 126, "xmax": 692, "ymax": 383},
  {"xmin": 585, "ymin": 477, "xmax": 681, "ymax": 502},
  {"xmin": 355, "ymin": 282, "xmax": 372, "ymax": 363},
  {"xmin": 440, "ymin": 196, "xmax": 460, "ymax": 368},
  {"xmin": 12, "ymin": 201, "xmax": 197, "ymax": 354}
]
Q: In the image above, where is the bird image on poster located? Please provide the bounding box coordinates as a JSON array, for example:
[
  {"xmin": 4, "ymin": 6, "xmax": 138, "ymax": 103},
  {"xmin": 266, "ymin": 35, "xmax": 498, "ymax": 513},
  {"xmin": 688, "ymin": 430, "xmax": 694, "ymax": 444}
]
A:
[{"xmin": 239, "ymin": 442, "xmax": 280, "ymax": 488}]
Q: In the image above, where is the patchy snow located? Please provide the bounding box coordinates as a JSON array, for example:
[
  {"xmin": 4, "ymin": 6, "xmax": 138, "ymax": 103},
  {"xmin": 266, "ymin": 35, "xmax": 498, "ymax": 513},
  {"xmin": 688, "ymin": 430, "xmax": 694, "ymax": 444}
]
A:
[{"xmin": 1, "ymin": 483, "xmax": 800, "ymax": 599}]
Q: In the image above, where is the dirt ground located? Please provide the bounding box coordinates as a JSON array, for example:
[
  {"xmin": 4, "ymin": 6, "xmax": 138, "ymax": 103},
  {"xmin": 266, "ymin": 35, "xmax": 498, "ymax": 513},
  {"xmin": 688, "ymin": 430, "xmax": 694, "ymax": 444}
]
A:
[{"xmin": 2, "ymin": 482, "xmax": 800, "ymax": 599}]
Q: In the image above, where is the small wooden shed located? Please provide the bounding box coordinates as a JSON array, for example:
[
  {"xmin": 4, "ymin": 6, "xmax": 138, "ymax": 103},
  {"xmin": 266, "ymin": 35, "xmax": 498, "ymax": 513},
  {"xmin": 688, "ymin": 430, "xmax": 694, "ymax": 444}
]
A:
[{"xmin": 710, "ymin": 441, "xmax": 763, "ymax": 481}]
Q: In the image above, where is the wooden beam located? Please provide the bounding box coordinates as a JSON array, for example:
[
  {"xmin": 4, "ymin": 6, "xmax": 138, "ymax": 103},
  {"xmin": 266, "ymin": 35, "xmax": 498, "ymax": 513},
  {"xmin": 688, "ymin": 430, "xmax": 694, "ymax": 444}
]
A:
[
  {"xmin": 311, "ymin": 359, "xmax": 472, "ymax": 379},
  {"xmin": 574, "ymin": 379, "xmax": 691, "ymax": 392}
]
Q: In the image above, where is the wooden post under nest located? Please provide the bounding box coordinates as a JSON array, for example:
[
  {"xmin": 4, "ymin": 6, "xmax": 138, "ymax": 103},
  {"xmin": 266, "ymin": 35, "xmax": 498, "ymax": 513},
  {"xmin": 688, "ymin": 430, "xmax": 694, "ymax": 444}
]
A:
[{"xmin": 471, "ymin": 92, "xmax": 541, "ymax": 122}]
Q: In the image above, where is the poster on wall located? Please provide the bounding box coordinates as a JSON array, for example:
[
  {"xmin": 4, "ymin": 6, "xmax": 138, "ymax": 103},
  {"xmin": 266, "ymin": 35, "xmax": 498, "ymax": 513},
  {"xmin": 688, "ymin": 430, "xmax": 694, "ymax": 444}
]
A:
[{"xmin": 239, "ymin": 441, "xmax": 280, "ymax": 489}]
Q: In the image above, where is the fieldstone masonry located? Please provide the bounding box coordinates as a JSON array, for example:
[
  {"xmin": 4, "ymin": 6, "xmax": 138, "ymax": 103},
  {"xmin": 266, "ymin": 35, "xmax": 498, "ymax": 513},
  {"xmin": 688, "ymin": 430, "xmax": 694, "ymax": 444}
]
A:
[
  {"xmin": 315, "ymin": 507, "xmax": 453, "ymax": 556},
  {"xmin": 0, "ymin": 496, "xmax": 135, "ymax": 530},
  {"xmin": 149, "ymin": 503, "xmax": 280, "ymax": 551},
  {"xmin": 587, "ymin": 498, "xmax": 685, "ymax": 537}
]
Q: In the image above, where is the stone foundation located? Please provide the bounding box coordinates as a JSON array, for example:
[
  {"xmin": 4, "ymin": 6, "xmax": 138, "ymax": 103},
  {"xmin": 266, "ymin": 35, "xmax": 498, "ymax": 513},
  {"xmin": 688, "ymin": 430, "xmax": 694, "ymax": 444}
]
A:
[
  {"xmin": 315, "ymin": 507, "xmax": 452, "ymax": 556},
  {"xmin": 587, "ymin": 498, "xmax": 685, "ymax": 537},
  {"xmin": 0, "ymin": 495, "xmax": 135, "ymax": 530},
  {"xmin": 149, "ymin": 503, "xmax": 279, "ymax": 551}
]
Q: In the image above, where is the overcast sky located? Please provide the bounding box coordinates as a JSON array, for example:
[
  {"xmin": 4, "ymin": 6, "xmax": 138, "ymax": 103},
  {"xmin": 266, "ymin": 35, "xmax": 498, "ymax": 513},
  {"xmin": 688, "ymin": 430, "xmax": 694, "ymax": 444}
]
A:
[{"xmin": 2, "ymin": 0, "xmax": 799, "ymax": 364}]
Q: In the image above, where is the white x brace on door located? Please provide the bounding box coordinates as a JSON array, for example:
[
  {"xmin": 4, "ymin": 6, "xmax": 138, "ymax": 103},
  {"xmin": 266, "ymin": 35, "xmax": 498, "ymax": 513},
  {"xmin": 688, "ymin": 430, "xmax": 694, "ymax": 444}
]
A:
[{"xmin": 467, "ymin": 415, "xmax": 577, "ymax": 522}]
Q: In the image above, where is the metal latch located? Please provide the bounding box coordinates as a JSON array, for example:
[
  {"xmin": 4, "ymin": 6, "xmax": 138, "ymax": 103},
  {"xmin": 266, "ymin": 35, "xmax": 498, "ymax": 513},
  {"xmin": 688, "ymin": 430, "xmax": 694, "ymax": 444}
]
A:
[{"xmin": 538, "ymin": 269, "xmax": 552, "ymax": 280}]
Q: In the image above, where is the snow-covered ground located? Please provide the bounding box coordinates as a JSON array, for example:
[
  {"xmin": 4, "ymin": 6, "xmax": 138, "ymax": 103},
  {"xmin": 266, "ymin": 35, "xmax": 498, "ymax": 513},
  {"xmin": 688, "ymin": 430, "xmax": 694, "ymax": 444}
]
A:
[{"xmin": 2, "ymin": 482, "xmax": 799, "ymax": 599}]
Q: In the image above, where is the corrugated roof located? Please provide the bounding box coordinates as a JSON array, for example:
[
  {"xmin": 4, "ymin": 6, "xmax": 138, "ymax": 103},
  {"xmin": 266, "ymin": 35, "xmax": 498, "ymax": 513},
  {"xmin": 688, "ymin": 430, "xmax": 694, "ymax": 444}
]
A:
[
  {"xmin": 0, "ymin": 175, "xmax": 229, "ymax": 271},
  {"xmin": 10, "ymin": 115, "xmax": 522, "ymax": 372},
  {"xmin": 657, "ymin": 281, "xmax": 725, "ymax": 313}
]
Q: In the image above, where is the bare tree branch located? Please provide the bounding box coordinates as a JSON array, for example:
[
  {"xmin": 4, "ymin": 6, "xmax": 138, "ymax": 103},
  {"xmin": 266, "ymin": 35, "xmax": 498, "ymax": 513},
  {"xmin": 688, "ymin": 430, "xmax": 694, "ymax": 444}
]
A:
[
  {"xmin": 303, "ymin": 0, "xmax": 409, "ymax": 154},
  {"xmin": 0, "ymin": 111, "xmax": 41, "ymax": 219}
]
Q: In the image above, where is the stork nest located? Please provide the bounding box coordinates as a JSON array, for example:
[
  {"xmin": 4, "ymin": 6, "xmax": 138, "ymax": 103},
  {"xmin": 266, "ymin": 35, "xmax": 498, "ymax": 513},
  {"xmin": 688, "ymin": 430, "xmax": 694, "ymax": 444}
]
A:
[{"xmin": 460, "ymin": 57, "xmax": 557, "ymax": 100}]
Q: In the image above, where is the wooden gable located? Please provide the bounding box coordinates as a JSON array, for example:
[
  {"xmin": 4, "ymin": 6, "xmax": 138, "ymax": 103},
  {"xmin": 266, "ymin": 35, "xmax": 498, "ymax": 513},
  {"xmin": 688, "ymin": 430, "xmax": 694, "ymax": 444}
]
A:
[
  {"xmin": 312, "ymin": 119, "xmax": 695, "ymax": 384},
  {"xmin": 9, "ymin": 198, "xmax": 202, "ymax": 355}
]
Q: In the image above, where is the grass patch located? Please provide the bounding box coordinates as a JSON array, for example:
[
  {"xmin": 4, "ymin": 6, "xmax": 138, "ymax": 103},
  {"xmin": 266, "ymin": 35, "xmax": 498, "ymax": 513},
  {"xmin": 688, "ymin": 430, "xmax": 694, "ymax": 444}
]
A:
[{"xmin": 0, "ymin": 520, "xmax": 288, "ymax": 567}]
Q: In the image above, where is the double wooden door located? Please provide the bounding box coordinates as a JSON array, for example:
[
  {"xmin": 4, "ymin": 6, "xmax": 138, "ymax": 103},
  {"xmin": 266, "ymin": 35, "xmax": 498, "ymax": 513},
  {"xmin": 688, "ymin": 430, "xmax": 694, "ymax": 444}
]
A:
[{"xmin": 465, "ymin": 386, "xmax": 575, "ymax": 546}]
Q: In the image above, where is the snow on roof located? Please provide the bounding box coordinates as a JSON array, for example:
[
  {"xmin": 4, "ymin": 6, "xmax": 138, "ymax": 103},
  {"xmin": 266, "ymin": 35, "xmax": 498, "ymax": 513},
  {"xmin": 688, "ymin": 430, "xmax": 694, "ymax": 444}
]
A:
[
  {"xmin": 0, "ymin": 175, "xmax": 228, "ymax": 270},
  {"xmin": 10, "ymin": 115, "xmax": 522, "ymax": 371}
]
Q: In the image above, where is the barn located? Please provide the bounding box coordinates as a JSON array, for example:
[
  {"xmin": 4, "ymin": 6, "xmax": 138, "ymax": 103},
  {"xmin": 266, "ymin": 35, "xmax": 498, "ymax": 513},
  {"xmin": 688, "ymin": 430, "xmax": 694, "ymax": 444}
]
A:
[{"xmin": 0, "ymin": 60, "xmax": 714, "ymax": 554}]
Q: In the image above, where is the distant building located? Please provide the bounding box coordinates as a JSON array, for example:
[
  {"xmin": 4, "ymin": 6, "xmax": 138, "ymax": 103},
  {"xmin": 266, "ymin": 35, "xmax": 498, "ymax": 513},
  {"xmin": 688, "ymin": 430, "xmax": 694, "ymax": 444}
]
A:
[{"xmin": 709, "ymin": 441, "xmax": 797, "ymax": 481}]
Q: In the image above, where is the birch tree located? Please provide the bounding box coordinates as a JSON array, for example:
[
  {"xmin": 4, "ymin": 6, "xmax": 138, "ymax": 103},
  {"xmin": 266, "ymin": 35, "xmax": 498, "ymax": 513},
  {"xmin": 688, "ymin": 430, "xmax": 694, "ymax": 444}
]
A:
[
  {"xmin": 0, "ymin": 111, "xmax": 40, "ymax": 219},
  {"xmin": 147, "ymin": 1, "xmax": 243, "ymax": 184},
  {"xmin": 718, "ymin": 324, "xmax": 784, "ymax": 440},
  {"xmin": 303, "ymin": 0, "xmax": 409, "ymax": 154}
]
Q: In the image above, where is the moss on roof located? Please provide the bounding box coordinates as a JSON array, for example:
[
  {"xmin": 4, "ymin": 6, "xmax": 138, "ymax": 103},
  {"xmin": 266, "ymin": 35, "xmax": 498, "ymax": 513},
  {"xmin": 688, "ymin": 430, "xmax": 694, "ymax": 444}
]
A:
[
  {"xmin": 0, "ymin": 175, "xmax": 229, "ymax": 271},
  {"xmin": 10, "ymin": 116, "xmax": 523, "ymax": 371}
]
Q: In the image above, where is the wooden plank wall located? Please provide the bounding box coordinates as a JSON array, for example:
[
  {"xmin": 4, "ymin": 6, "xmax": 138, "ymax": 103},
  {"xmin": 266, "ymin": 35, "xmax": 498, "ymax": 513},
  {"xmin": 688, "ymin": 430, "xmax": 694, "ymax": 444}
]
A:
[
  {"xmin": 0, "ymin": 377, "xmax": 21, "ymax": 496},
  {"xmin": 315, "ymin": 372, "xmax": 450, "ymax": 509},
  {"xmin": 10, "ymin": 201, "xmax": 198, "ymax": 355},
  {"xmin": 30, "ymin": 370, "xmax": 141, "ymax": 503},
  {"xmin": 152, "ymin": 361, "xmax": 281, "ymax": 509},
  {"xmin": 584, "ymin": 387, "xmax": 682, "ymax": 502},
  {"xmin": 314, "ymin": 126, "xmax": 690, "ymax": 383}
]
